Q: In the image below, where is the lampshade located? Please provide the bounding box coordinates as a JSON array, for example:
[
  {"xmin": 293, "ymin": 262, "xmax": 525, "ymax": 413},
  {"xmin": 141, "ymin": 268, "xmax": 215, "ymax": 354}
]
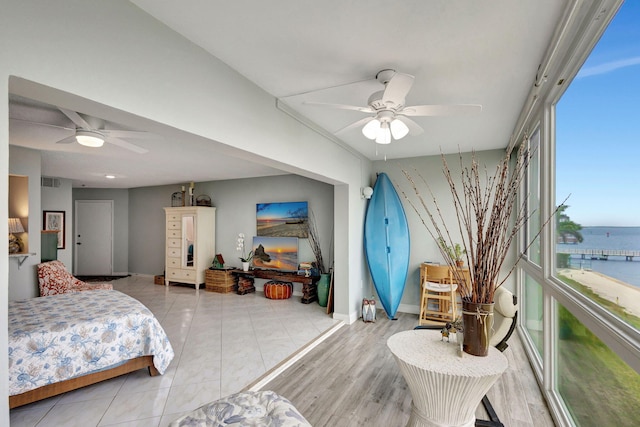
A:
[
  {"xmin": 362, "ymin": 119, "xmax": 380, "ymax": 140},
  {"xmin": 375, "ymin": 122, "xmax": 391, "ymax": 145},
  {"xmin": 8, "ymin": 218, "xmax": 25, "ymax": 234},
  {"xmin": 76, "ymin": 130, "xmax": 105, "ymax": 148},
  {"xmin": 390, "ymin": 118, "xmax": 409, "ymax": 139}
]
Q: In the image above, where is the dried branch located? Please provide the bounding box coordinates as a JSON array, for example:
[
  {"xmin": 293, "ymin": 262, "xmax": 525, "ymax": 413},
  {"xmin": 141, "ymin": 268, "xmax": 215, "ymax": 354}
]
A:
[
  {"xmin": 402, "ymin": 136, "xmax": 559, "ymax": 304},
  {"xmin": 307, "ymin": 209, "xmax": 326, "ymax": 274}
]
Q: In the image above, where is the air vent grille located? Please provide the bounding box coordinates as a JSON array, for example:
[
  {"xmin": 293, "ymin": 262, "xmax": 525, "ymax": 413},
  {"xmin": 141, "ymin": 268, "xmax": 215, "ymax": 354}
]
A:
[{"xmin": 41, "ymin": 177, "xmax": 61, "ymax": 188}]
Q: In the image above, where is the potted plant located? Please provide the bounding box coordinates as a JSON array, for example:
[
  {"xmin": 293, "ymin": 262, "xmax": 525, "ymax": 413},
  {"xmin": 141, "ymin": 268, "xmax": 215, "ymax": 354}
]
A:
[
  {"xmin": 403, "ymin": 138, "xmax": 558, "ymax": 356},
  {"xmin": 439, "ymin": 238, "xmax": 466, "ymax": 267},
  {"xmin": 236, "ymin": 233, "xmax": 253, "ymax": 271}
]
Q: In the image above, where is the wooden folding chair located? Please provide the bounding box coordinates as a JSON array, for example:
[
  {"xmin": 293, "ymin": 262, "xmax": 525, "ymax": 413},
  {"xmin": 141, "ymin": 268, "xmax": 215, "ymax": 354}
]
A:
[{"xmin": 418, "ymin": 264, "xmax": 458, "ymax": 325}]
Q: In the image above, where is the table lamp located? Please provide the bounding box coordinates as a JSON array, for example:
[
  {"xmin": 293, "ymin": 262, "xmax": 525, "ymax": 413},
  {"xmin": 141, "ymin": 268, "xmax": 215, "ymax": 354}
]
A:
[{"xmin": 8, "ymin": 218, "xmax": 25, "ymax": 254}]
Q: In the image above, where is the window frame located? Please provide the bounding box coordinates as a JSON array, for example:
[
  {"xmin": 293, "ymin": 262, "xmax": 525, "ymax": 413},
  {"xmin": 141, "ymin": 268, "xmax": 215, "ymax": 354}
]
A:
[{"xmin": 513, "ymin": 0, "xmax": 640, "ymax": 425}]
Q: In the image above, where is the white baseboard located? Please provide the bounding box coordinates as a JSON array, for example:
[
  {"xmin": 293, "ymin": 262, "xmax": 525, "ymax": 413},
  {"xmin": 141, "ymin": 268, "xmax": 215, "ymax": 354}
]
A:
[
  {"xmin": 398, "ymin": 303, "xmax": 420, "ymax": 315},
  {"xmin": 333, "ymin": 311, "xmax": 358, "ymax": 324},
  {"xmin": 129, "ymin": 273, "xmax": 154, "ymax": 279}
]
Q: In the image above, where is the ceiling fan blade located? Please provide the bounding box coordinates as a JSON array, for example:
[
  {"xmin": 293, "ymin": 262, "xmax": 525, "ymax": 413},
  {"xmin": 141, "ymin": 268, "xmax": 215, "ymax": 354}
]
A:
[
  {"xmin": 395, "ymin": 116, "xmax": 424, "ymax": 136},
  {"xmin": 105, "ymin": 137, "xmax": 149, "ymax": 154},
  {"xmin": 9, "ymin": 117, "xmax": 75, "ymax": 132},
  {"xmin": 55, "ymin": 135, "xmax": 76, "ymax": 144},
  {"xmin": 334, "ymin": 116, "xmax": 376, "ymax": 135},
  {"xmin": 304, "ymin": 101, "xmax": 374, "ymax": 113},
  {"xmin": 58, "ymin": 107, "xmax": 93, "ymax": 129},
  {"xmin": 382, "ymin": 73, "xmax": 414, "ymax": 105},
  {"xmin": 401, "ymin": 104, "xmax": 482, "ymax": 117},
  {"xmin": 101, "ymin": 129, "xmax": 156, "ymax": 139}
]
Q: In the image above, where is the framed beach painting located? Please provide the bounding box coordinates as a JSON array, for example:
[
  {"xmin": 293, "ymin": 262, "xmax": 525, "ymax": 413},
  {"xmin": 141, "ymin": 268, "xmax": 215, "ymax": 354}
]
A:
[
  {"xmin": 256, "ymin": 201, "xmax": 308, "ymax": 238},
  {"xmin": 43, "ymin": 210, "xmax": 65, "ymax": 249},
  {"xmin": 252, "ymin": 236, "xmax": 299, "ymax": 271}
]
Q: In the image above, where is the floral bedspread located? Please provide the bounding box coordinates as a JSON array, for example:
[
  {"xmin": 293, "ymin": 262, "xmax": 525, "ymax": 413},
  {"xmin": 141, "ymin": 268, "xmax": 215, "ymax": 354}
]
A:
[{"xmin": 8, "ymin": 290, "xmax": 174, "ymax": 396}]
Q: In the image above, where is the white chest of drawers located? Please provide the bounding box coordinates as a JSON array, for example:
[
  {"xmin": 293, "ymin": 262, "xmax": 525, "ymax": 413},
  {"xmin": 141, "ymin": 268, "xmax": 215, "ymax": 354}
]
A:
[{"xmin": 163, "ymin": 206, "xmax": 216, "ymax": 289}]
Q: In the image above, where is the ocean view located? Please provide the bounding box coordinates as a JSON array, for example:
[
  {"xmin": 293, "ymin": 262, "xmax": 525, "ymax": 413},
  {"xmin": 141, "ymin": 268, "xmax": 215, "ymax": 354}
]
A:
[{"xmin": 557, "ymin": 226, "xmax": 640, "ymax": 288}]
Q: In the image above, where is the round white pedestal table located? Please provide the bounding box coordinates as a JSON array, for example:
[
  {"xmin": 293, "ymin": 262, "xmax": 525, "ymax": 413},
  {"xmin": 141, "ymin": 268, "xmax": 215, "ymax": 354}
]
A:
[{"xmin": 387, "ymin": 329, "xmax": 507, "ymax": 427}]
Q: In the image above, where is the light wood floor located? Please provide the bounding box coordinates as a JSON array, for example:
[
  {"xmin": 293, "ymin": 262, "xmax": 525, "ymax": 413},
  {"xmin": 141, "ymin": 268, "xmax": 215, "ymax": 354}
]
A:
[{"xmin": 257, "ymin": 311, "xmax": 555, "ymax": 427}]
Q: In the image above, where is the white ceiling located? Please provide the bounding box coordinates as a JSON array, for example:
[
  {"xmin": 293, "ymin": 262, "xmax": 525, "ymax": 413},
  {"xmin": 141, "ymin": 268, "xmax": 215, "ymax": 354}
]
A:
[
  {"xmin": 9, "ymin": 0, "xmax": 566, "ymax": 188},
  {"xmin": 9, "ymin": 94, "xmax": 287, "ymax": 189}
]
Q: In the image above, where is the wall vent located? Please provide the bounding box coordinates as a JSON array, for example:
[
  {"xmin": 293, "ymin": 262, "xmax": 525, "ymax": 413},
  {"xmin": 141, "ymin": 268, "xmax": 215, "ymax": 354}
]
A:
[{"xmin": 41, "ymin": 177, "xmax": 61, "ymax": 188}]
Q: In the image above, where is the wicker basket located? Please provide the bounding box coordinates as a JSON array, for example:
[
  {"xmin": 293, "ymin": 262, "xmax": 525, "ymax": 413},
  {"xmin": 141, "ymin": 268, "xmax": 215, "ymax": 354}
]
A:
[{"xmin": 205, "ymin": 269, "xmax": 238, "ymax": 293}]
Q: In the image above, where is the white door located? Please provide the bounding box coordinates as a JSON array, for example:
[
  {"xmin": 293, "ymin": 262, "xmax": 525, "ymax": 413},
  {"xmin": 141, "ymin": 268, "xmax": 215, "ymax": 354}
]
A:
[{"xmin": 74, "ymin": 200, "xmax": 113, "ymax": 276}]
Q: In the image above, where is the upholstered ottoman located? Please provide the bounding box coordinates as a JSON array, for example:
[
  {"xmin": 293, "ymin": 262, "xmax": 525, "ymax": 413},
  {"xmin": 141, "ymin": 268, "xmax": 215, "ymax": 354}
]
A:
[
  {"xmin": 169, "ymin": 390, "xmax": 311, "ymax": 426},
  {"xmin": 264, "ymin": 280, "xmax": 293, "ymax": 299}
]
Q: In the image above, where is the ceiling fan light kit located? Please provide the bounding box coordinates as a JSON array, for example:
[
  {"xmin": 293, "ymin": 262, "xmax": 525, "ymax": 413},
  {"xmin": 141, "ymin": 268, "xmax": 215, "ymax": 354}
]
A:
[
  {"xmin": 361, "ymin": 117, "xmax": 408, "ymax": 144},
  {"xmin": 75, "ymin": 129, "xmax": 105, "ymax": 148}
]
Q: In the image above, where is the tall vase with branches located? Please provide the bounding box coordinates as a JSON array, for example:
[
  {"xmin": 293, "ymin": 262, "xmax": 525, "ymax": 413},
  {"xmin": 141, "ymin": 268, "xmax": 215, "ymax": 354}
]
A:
[
  {"xmin": 307, "ymin": 209, "xmax": 332, "ymax": 307},
  {"xmin": 402, "ymin": 137, "xmax": 561, "ymax": 355},
  {"xmin": 307, "ymin": 210, "xmax": 326, "ymax": 275}
]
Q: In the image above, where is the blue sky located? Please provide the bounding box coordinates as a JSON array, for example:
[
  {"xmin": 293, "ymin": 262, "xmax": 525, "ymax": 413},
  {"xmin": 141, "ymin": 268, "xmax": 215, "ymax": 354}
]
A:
[
  {"xmin": 256, "ymin": 201, "xmax": 308, "ymax": 221},
  {"xmin": 556, "ymin": 1, "xmax": 639, "ymax": 227}
]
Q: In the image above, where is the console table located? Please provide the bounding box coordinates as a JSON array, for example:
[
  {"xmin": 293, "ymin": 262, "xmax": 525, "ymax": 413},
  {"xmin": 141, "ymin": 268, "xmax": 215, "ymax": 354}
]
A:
[
  {"xmin": 387, "ymin": 329, "xmax": 507, "ymax": 427},
  {"xmin": 233, "ymin": 270, "xmax": 319, "ymax": 303}
]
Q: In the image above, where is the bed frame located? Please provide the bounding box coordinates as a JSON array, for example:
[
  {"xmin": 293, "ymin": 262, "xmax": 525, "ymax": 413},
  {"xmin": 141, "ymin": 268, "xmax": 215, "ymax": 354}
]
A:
[{"xmin": 9, "ymin": 355, "xmax": 158, "ymax": 409}]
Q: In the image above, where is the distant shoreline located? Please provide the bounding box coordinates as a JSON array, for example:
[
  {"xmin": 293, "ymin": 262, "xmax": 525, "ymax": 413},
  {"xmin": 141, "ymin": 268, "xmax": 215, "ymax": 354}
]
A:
[
  {"xmin": 558, "ymin": 268, "xmax": 640, "ymax": 317},
  {"xmin": 257, "ymin": 220, "xmax": 308, "ymax": 238}
]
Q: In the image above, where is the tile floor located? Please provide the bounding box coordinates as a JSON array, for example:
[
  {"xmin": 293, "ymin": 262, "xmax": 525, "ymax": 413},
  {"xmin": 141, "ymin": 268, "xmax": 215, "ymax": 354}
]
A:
[{"xmin": 10, "ymin": 275, "xmax": 340, "ymax": 427}]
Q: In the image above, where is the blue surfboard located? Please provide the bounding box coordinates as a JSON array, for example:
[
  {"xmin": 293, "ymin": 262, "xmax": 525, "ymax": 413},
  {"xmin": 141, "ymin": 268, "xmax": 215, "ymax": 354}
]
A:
[{"xmin": 364, "ymin": 173, "xmax": 410, "ymax": 319}]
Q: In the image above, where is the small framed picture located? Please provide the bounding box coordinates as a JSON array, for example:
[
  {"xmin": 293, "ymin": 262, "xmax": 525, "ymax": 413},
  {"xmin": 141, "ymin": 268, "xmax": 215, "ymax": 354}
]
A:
[{"xmin": 43, "ymin": 210, "xmax": 66, "ymax": 249}]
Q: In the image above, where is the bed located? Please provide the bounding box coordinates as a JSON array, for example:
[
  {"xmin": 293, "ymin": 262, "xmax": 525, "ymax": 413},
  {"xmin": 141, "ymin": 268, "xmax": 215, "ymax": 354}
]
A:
[{"xmin": 8, "ymin": 290, "xmax": 174, "ymax": 408}]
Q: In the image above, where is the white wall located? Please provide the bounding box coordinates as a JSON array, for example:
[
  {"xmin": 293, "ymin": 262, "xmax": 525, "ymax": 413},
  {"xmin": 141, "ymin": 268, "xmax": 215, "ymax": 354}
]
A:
[
  {"xmin": 8, "ymin": 146, "xmax": 42, "ymax": 301},
  {"xmin": 197, "ymin": 175, "xmax": 334, "ymax": 272},
  {"xmin": 41, "ymin": 178, "xmax": 73, "ymax": 268},
  {"xmin": 10, "ymin": 158, "xmax": 75, "ymax": 300},
  {"xmin": 0, "ymin": 1, "xmax": 373, "ymax": 420},
  {"xmin": 127, "ymin": 174, "xmax": 334, "ymax": 280},
  {"xmin": 73, "ymin": 188, "xmax": 130, "ymax": 275},
  {"xmin": 127, "ymin": 185, "xmax": 169, "ymax": 276}
]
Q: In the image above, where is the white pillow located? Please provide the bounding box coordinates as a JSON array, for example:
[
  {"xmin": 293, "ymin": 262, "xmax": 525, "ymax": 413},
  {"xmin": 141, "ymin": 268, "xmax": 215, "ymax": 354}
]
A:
[{"xmin": 494, "ymin": 286, "xmax": 518, "ymax": 318}]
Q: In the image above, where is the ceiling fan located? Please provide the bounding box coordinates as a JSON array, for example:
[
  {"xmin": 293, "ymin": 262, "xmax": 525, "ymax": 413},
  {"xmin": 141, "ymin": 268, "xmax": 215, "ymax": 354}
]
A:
[
  {"xmin": 10, "ymin": 105, "xmax": 151, "ymax": 154},
  {"xmin": 306, "ymin": 69, "xmax": 482, "ymax": 144}
]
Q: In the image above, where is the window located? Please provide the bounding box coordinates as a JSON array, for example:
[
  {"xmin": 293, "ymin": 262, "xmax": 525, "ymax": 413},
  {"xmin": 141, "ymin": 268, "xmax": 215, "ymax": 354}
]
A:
[
  {"xmin": 526, "ymin": 128, "xmax": 541, "ymax": 265},
  {"xmin": 555, "ymin": 0, "xmax": 640, "ymax": 332},
  {"xmin": 557, "ymin": 301, "xmax": 640, "ymax": 426},
  {"xmin": 516, "ymin": 2, "xmax": 640, "ymax": 426},
  {"xmin": 523, "ymin": 272, "xmax": 543, "ymax": 355}
]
